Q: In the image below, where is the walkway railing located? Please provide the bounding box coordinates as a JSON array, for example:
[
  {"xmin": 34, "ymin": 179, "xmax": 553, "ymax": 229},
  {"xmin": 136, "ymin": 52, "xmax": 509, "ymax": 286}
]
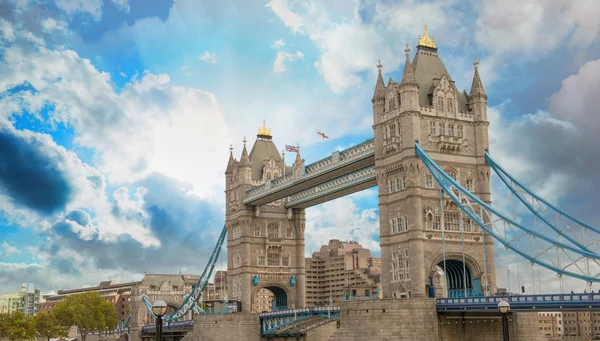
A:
[
  {"xmin": 141, "ymin": 319, "xmax": 194, "ymax": 333},
  {"xmin": 244, "ymin": 139, "xmax": 374, "ymax": 204},
  {"xmin": 437, "ymin": 293, "xmax": 600, "ymax": 312}
]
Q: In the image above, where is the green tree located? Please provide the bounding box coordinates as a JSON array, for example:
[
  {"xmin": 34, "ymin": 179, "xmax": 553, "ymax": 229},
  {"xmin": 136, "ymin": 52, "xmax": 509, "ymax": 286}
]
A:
[
  {"xmin": 4, "ymin": 312, "xmax": 36, "ymax": 341},
  {"xmin": 35, "ymin": 311, "xmax": 69, "ymax": 341},
  {"xmin": 0, "ymin": 313, "xmax": 8, "ymax": 338},
  {"xmin": 53, "ymin": 292, "xmax": 118, "ymax": 341}
]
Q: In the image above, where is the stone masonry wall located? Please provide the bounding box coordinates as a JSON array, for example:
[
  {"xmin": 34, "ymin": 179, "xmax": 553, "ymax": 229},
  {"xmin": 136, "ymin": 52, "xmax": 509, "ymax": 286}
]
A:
[
  {"xmin": 181, "ymin": 313, "xmax": 261, "ymax": 341},
  {"xmin": 328, "ymin": 298, "xmax": 440, "ymax": 341},
  {"xmin": 439, "ymin": 312, "xmax": 545, "ymax": 341}
]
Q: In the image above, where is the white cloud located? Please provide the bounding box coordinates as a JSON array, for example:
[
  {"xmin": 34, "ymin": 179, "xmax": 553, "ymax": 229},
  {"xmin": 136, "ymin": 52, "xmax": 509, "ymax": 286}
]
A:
[
  {"xmin": 55, "ymin": 0, "xmax": 103, "ymax": 21},
  {"xmin": 273, "ymin": 50, "xmax": 304, "ymax": 73},
  {"xmin": 0, "ymin": 43, "xmax": 232, "ymax": 201},
  {"xmin": 266, "ymin": 0, "xmax": 304, "ymax": 34},
  {"xmin": 0, "ymin": 262, "xmax": 41, "ymax": 271},
  {"xmin": 305, "ymin": 194, "xmax": 380, "ymax": 256},
  {"xmin": 111, "ymin": 0, "xmax": 130, "ymax": 13},
  {"xmin": 271, "ymin": 39, "xmax": 286, "ymax": 48},
  {"xmin": 474, "ymin": 0, "xmax": 600, "ymax": 56},
  {"xmin": 1, "ymin": 242, "xmax": 21, "ymax": 256},
  {"xmin": 41, "ymin": 18, "xmax": 68, "ymax": 32},
  {"xmin": 549, "ymin": 59, "xmax": 600, "ymax": 134},
  {"xmin": 0, "ymin": 19, "xmax": 15, "ymax": 42},
  {"xmin": 199, "ymin": 51, "xmax": 217, "ymax": 64}
]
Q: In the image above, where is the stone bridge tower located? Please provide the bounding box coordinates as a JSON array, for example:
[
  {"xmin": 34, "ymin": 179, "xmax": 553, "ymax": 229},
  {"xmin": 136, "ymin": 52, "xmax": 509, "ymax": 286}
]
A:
[
  {"xmin": 225, "ymin": 122, "xmax": 306, "ymax": 312},
  {"xmin": 373, "ymin": 26, "xmax": 496, "ymax": 299}
]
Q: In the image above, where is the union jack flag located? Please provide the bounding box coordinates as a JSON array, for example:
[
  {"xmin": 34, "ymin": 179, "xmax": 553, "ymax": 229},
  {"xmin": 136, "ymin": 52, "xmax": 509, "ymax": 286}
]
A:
[{"xmin": 285, "ymin": 145, "xmax": 299, "ymax": 153}]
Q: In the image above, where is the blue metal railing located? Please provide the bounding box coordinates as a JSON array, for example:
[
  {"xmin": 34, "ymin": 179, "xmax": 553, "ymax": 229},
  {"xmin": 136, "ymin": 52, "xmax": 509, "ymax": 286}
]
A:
[
  {"xmin": 436, "ymin": 293, "xmax": 600, "ymax": 312},
  {"xmin": 259, "ymin": 306, "xmax": 340, "ymax": 318}
]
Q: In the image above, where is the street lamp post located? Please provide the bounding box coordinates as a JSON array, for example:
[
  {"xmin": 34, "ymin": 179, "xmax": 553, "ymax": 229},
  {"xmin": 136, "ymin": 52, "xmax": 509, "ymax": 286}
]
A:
[
  {"xmin": 152, "ymin": 300, "xmax": 167, "ymax": 341},
  {"xmin": 497, "ymin": 300, "xmax": 511, "ymax": 341}
]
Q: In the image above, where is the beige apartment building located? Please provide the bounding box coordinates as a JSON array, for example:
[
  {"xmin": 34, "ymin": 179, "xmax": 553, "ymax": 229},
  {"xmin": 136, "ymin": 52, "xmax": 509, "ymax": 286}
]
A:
[
  {"xmin": 537, "ymin": 311, "xmax": 600, "ymax": 338},
  {"xmin": 306, "ymin": 240, "xmax": 382, "ymax": 306}
]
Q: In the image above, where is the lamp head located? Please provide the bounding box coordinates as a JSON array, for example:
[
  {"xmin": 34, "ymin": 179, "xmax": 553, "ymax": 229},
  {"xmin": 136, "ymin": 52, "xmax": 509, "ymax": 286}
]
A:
[
  {"xmin": 152, "ymin": 299, "xmax": 167, "ymax": 317},
  {"xmin": 497, "ymin": 300, "xmax": 510, "ymax": 314}
]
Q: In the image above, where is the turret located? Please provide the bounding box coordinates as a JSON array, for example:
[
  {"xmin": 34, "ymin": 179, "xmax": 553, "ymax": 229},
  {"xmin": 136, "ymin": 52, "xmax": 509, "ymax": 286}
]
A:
[
  {"xmin": 399, "ymin": 43, "xmax": 419, "ymax": 112},
  {"xmin": 372, "ymin": 60, "xmax": 386, "ymax": 123},
  {"xmin": 238, "ymin": 137, "xmax": 252, "ymax": 185},
  {"xmin": 469, "ymin": 57, "xmax": 488, "ymax": 121}
]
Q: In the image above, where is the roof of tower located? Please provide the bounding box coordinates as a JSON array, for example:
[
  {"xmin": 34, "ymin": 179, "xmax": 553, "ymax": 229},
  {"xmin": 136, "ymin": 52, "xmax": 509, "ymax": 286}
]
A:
[
  {"xmin": 411, "ymin": 25, "xmax": 468, "ymax": 111},
  {"xmin": 372, "ymin": 60, "xmax": 386, "ymax": 102},
  {"xmin": 225, "ymin": 145, "xmax": 235, "ymax": 174},
  {"xmin": 400, "ymin": 44, "xmax": 418, "ymax": 85},
  {"xmin": 470, "ymin": 57, "xmax": 487, "ymax": 98},
  {"xmin": 239, "ymin": 138, "xmax": 251, "ymax": 167},
  {"xmin": 248, "ymin": 120, "xmax": 286, "ymax": 180}
]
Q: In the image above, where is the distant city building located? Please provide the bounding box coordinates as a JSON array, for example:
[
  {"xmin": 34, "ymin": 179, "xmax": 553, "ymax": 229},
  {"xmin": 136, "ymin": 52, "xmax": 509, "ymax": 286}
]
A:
[
  {"xmin": 306, "ymin": 239, "xmax": 382, "ymax": 306},
  {"xmin": 0, "ymin": 283, "xmax": 40, "ymax": 316}
]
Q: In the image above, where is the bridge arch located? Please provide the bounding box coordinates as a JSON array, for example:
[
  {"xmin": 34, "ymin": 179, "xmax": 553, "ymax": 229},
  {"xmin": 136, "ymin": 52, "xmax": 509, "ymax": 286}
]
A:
[
  {"xmin": 429, "ymin": 253, "xmax": 483, "ymax": 298},
  {"xmin": 252, "ymin": 282, "xmax": 293, "ymax": 313}
]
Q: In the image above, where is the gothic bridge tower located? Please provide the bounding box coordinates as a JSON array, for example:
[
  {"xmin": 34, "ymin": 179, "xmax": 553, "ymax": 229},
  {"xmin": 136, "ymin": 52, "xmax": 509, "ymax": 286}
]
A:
[
  {"xmin": 225, "ymin": 121, "xmax": 306, "ymax": 312},
  {"xmin": 373, "ymin": 25, "xmax": 496, "ymax": 299}
]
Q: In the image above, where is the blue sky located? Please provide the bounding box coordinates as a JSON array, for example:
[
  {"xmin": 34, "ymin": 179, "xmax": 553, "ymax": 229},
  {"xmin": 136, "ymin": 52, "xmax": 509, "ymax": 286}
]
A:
[{"xmin": 0, "ymin": 0, "xmax": 600, "ymax": 294}]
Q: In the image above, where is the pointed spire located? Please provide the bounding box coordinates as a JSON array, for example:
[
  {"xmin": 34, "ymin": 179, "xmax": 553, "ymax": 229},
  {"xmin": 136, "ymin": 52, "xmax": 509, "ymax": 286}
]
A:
[
  {"xmin": 240, "ymin": 137, "xmax": 251, "ymax": 167},
  {"xmin": 226, "ymin": 144, "xmax": 235, "ymax": 174},
  {"xmin": 372, "ymin": 59, "xmax": 386, "ymax": 103},
  {"xmin": 470, "ymin": 57, "xmax": 487, "ymax": 99},
  {"xmin": 294, "ymin": 143, "xmax": 302, "ymax": 166},
  {"xmin": 281, "ymin": 149, "xmax": 286, "ymax": 174},
  {"xmin": 401, "ymin": 44, "xmax": 418, "ymax": 86}
]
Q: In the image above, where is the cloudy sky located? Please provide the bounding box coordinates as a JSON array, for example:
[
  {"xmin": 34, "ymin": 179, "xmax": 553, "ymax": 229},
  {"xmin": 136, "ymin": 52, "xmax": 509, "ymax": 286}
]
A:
[{"xmin": 0, "ymin": 0, "xmax": 599, "ymax": 295}]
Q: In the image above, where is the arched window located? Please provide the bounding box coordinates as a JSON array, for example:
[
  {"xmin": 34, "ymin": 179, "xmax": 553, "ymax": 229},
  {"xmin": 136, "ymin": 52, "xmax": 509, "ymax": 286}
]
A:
[
  {"xmin": 447, "ymin": 98, "xmax": 454, "ymax": 113},
  {"xmin": 268, "ymin": 250, "xmax": 280, "ymax": 266},
  {"xmin": 286, "ymin": 227, "xmax": 293, "ymax": 238},
  {"xmin": 437, "ymin": 97, "xmax": 444, "ymax": 112},
  {"xmin": 267, "ymin": 223, "xmax": 279, "ymax": 238},
  {"xmin": 254, "ymin": 226, "xmax": 261, "ymax": 237},
  {"xmin": 266, "ymin": 172, "xmax": 272, "ymax": 180},
  {"xmin": 445, "ymin": 169, "xmax": 458, "ymax": 182},
  {"xmin": 426, "ymin": 212, "xmax": 433, "ymax": 230}
]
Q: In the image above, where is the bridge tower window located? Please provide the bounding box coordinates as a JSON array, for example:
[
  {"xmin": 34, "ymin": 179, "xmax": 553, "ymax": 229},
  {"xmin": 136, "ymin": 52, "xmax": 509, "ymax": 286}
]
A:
[
  {"xmin": 447, "ymin": 98, "xmax": 454, "ymax": 113},
  {"xmin": 254, "ymin": 226, "xmax": 261, "ymax": 237},
  {"xmin": 286, "ymin": 227, "xmax": 293, "ymax": 239},
  {"xmin": 429, "ymin": 121, "xmax": 436, "ymax": 135},
  {"xmin": 425, "ymin": 174, "xmax": 434, "ymax": 188},
  {"xmin": 258, "ymin": 255, "xmax": 266, "ymax": 266},
  {"xmin": 268, "ymin": 251, "xmax": 280, "ymax": 267},
  {"xmin": 447, "ymin": 124, "xmax": 454, "ymax": 137},
  {"xmin": 439, "ymin": 122, "xmax": 445, "ymax": 136},
  {"xmin": 437, "ymin": 97, "xmax": 444, "ymax": 112},
  {"xmin": 457, "ymin": 125, "xmax": 463, "ymax": 137},
  {"xmin": 267, "ymin": 223, "xmax": 279, "ymax": 238}
]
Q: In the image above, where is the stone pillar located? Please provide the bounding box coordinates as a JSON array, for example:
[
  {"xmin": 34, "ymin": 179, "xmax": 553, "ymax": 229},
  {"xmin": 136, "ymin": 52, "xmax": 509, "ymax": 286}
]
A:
[{"xmin": 293, "ymin": 208, "xmax": 307, "ymax": 308}]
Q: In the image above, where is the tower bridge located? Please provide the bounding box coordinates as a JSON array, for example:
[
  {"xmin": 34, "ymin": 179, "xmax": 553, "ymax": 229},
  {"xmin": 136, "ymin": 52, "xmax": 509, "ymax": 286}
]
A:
[{"xmin": 130, "ymin": 25, "xmax": 600, "ymax": 341}]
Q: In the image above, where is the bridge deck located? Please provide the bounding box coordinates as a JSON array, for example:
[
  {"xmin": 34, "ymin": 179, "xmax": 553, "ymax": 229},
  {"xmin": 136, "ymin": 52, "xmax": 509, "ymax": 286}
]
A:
[
  {"xmin": 244, "ymin": 139, "xmax": 374, "ymax": 206},
  {"xmin": 437, "ymin": 293, "xmax": 600, "ymax": 312}
]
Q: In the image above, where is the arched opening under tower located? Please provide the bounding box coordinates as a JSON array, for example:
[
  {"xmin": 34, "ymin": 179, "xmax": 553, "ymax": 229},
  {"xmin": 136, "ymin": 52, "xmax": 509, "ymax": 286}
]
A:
[
  {"xmin": 264, "ymin": 286, "xmax": 288, "ymax": 311},
  {"xmin": 253, "ymin": 285, "xmax": 289, "ymax": 312},
  {"xmin": 435, "ymin": 260, "xmax": 482, "ymax": 298}
]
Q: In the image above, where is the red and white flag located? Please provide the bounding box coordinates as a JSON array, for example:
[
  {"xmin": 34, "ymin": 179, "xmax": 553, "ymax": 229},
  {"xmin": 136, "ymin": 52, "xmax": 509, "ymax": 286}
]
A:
[{"xmin": 285, "ymin": 145, "xmax": 299, "ymax": 153}]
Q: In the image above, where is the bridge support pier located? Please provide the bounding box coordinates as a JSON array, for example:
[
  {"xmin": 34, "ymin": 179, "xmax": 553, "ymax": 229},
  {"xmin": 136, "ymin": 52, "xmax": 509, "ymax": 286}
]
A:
[{"xmin": 329, "ymin": 299, "xmax": 545, "ymax": 341}]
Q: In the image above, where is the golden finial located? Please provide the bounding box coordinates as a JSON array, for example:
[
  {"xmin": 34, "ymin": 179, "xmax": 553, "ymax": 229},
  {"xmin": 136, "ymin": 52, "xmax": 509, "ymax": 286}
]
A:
[
  {"xmin": 257, "ymin": 119, "xmax": 272, "ymax": 137},
  {"xmin": 418, "ymin": 23, "xmax": 436, "ymax": 48}
]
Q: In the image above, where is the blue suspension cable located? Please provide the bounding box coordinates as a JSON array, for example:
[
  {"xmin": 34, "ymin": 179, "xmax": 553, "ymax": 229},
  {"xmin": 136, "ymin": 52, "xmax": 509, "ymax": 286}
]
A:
[{"xmin": 415, "ymin": 142, "xmax": 600, "ymax": 282}]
